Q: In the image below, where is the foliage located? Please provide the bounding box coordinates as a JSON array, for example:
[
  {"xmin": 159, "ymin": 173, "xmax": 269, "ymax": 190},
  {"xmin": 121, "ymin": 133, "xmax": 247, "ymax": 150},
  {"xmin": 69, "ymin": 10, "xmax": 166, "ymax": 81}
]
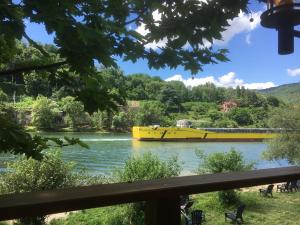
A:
[
  {"xmin": 112, "ymin": 112, "xmax": 131, "ymax": 131},
  {"xmin": 114, "ymin": 152, "xmax": 181, "ymax": 182},
  {"xmin": 23, "ymin": 71, "xmax": 51, "ymax": 97},
  {"xmin": 50, "ymin": 153, "xmax": 181, "ymax": 225},
  {"xmin": 0, "ymin": 150, "xmax": 94, "ymax": 225},
  {"xmin": 196, "ymin": 149, "xmax": 254, "ymax": 205},
  {"xmin": 111, "ymin": 153, "xmax": 181, "ymax": 225},
  {"xmin": 264, "ymin": 107, "xmax": 300, "ymax": 165},
  {"xmin": 228, "ymin": 107, "xmax": 253, "ymax": 126},
  {"xmin": 260, "ymin": 82, "xmax": 300, "ymax": 104},
  {"xmin": 207, "ymin": 109, "xmax": 223, "ymax": 122},
  {"xmin": 90, "ymin": 110, "xmax": 111, "ymax": 130},
  {"xmin": 213, "ymin": 118, "xmax": 238, "ymax": 128},
  {"xmin": 135, "ymin": 101, "xmax": 167, "ymax": 126},
  {"xmin": 13, "ymin": 96, "xmax": 35, "ymax": 109},
  {"xmin": 0, "ymin": 1, "xmax": 249, "ymax": 74},
  {"xmin": 0, "ymin": 88, "xmax": 8, "ymax": 102},
  {"xmin": 158, "ymin": 84, "xmax": 183, "ymax": 113},
  {"xmin": 0, "ymin": 105, "xmax": 88, "ymax": 159},
  {"xmin": 191, "ymin": 83, "xmax": 225, "ymax": 103},
  {"xmin": 60, "ymin": 96, "xmax": 85, "ymax": 128},
  {"xmin": 31, "ymin": 96, "xmax": 60, "ymax": 129}
]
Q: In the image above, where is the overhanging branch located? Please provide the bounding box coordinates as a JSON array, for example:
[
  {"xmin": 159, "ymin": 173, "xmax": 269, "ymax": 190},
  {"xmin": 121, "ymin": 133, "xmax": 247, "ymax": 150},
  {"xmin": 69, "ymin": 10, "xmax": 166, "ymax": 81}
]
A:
[
  {"xmin": 23, "ymin": 33, "xmax": 50, "ymax": 58},
  {"xmin": 0, "ymin": 61, "xmax": 68, "ymax": 76}
]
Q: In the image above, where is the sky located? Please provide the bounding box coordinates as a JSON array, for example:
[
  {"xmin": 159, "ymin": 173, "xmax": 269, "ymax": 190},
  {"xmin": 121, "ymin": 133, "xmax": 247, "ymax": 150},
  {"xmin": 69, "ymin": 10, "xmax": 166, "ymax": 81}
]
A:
[{"xmin": 24, "ymin": 1, "xmax": 300, "ymax": 89}]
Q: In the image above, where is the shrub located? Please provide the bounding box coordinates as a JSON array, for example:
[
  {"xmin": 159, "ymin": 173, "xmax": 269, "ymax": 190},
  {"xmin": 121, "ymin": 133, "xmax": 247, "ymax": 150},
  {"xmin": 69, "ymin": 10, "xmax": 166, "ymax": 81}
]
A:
[
  {"xmin": 213, "ymin": 118, "xmax": 238, "ymax": 128},
  {"xmin": 0, "ymin": 150, "xmax": 93, "ymax": 225},
  {"xmin": 31, "ymin": 96, "xmax": 59, "ymax": 129},
  {"xmin": 60, "ymin": 96, "xmax": 85, "ymax": 128},
  {"xmin": 0, "ymin": 89, "xmax": 8, "ymax": 102},
  {"xmin": 53, "ymin": 153, "xmax": 181, "ymax": 225},
  {"xmin": 135, "ymin": 101, "xmax": 166, "ymax": 126},
  {"xmin": 228, "ymin": 107, "xmax": 253, "ymax": 126},
  {"xmin": 112, "ymin": 111, "xmax": 130, "ymax": 131},
  {"xmin": 196, "ymin": 148, "xmax": 254, "ymax": 206},
  {"xmin": 91, "ymin": 110, "xmax": 111, "ymax": 130}
]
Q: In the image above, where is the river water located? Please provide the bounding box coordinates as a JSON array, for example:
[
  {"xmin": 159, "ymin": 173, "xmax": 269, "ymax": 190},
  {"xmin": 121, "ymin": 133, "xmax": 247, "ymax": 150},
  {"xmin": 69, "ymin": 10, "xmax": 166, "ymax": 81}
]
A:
[{"xmin": 0, "ymin": 132, "xmax": 289, "ymax": 176}]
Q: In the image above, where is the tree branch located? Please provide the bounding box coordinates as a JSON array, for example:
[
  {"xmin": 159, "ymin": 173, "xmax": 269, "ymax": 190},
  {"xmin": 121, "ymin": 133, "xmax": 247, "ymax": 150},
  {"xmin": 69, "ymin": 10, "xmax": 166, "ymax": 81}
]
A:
[
  {"xmin": 23, "ymin": 33, "xmax": 51, "ymax": 57},
  {"xmin": 0, "ymin": 61, "xmax": 68, "ymax": 76}
]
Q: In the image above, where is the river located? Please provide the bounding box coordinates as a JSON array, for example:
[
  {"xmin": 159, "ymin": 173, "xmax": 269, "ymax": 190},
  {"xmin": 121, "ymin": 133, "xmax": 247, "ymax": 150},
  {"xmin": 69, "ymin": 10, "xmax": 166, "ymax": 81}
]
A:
[{"xmin": 0, "ymin": 132, "xmax": 289, "ymax": 176}]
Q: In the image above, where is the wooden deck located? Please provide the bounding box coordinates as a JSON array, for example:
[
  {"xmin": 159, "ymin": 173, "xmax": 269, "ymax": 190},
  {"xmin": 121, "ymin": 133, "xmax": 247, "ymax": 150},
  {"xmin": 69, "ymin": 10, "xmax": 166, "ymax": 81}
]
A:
[{"xmin": 0, "ymin": 166, "xmax": 299, "ymax": 225}]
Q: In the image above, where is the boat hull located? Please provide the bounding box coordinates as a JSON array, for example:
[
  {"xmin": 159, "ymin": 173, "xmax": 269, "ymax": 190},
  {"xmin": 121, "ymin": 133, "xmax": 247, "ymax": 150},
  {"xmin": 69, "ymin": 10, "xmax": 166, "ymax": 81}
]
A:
[{"xmin": 132, "ymin": 126, "xmax": 277, "ymax": 142}]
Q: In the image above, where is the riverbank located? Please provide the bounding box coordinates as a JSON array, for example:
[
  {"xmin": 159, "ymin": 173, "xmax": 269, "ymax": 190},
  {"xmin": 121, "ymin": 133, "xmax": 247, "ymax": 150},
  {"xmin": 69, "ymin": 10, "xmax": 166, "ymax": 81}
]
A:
[{"xmin": 25, "ymin": 125, "xmax": 130, "ymax": 133}]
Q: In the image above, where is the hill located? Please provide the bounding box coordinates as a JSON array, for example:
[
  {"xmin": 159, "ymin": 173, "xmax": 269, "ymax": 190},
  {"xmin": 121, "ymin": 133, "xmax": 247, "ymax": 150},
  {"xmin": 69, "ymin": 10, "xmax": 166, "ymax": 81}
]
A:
[{"xmin": 259, "ymin": 82, "xmax": 300, "ymax": 104}]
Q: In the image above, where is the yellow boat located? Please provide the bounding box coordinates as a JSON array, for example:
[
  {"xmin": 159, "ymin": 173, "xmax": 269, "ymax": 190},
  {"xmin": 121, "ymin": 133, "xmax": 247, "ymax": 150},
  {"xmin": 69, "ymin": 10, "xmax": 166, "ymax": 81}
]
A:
[{"xmin": 132, "ymin": 126, "xmax": 280, "ymax": 142}]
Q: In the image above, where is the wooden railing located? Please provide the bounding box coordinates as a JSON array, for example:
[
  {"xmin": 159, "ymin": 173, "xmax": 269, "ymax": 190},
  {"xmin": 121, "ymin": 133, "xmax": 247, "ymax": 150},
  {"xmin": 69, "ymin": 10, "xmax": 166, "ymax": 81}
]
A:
[{"xmin": 0, "ymin": 166, "xmax": 299, "ymax": 225}]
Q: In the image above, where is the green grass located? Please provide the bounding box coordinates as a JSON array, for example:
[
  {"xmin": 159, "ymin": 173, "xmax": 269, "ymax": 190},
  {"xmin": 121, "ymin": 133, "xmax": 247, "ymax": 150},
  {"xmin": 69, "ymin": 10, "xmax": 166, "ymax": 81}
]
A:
[
  {"xmin": 191, "ymin": 190, "xmax": 300, "ymax": 225},
  {"xmin": 50, "ymin": 190, "xmax": 300, "ymax": 225}
]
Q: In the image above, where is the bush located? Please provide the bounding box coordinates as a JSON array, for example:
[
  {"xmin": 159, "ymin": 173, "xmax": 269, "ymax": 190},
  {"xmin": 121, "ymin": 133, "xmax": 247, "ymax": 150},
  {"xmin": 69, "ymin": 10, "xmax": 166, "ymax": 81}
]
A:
[
  {"xmin": 135, "ymin": 101, "xmax": 167, "ymax": 126},
  {"xmin": 0, "ymin": 89, "xmax": 8, "ymax": 102},
  {"xmin": 31, "ymin": 96, "xmax": 59, "ymax": 129},
  {"xmin": 0, "ymin": 150, "xmax": 94, "ymax": 225},
  {"xmin": 53, "ymin": 153, "xmax": 182, "ymax": 225},
  {"xmin": 91, "ymin": 110, "xmax": 111, "ymax": 130},
  {"xmin": 112, "ymin": 111, "xmax": 130, "ymax": 131},
  {"xmin": 213, "ymin": 118, "xmax": 238, "ymax": 128},
  {"xmin": 228, "ymin": 107, "xmax": 253, "ymax": 126},
  {"xmin": 196, "ymin": 148, "xmax": 254, "ymax": 206},
  {"xmin": 60, "ymin": 96, "xmax": 85, "ymax": 128}
]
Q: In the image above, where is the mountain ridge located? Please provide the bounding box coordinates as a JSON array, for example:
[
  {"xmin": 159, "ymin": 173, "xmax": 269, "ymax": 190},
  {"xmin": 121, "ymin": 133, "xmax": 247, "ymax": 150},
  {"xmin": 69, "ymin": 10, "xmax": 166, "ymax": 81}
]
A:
[{"xmin": 259, "ymin": 82, "xmax": 300, "ymax": 104}]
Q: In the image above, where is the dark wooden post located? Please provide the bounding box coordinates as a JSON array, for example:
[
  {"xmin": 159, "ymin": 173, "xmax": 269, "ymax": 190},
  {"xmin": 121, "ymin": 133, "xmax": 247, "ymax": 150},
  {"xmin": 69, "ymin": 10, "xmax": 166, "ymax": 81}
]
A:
[{"xmin": 145, "ymin": 196, "xmax": 181, "ymax": 225}]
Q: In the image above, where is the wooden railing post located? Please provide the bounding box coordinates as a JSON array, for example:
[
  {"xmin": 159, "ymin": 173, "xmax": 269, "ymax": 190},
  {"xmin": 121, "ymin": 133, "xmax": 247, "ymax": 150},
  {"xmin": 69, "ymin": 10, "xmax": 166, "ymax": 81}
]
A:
[{"xmin": 145, "ymin": 196, "xmax": 181, "ymax": 225}]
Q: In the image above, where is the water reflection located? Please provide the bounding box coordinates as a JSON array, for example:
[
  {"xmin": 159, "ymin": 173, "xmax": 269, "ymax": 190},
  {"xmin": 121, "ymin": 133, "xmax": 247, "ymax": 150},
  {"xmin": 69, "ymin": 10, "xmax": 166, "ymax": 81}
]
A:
[{"xmin": 0, "ymin": 132, "xmax": 289, "ymax": 176}]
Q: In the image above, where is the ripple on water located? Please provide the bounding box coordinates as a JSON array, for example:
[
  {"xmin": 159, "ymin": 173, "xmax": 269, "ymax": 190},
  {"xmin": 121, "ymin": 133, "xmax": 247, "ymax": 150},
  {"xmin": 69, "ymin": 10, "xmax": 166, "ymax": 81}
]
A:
[{"xmin": 0, "ymin": 133, "xmax": 290, "ymax": 176}]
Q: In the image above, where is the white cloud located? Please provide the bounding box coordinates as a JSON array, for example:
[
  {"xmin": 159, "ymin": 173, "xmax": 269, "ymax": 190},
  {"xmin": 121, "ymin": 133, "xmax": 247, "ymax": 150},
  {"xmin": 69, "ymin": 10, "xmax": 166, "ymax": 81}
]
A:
[
  {"xmin": 245, "ymin": 34, "xmax": 251, "ymax": 45},
  {"xmin": 213, "ymin": 11, "xmax": 261, "ymax": 46},
  {"xmin": 165, "ymin": 72, "xmax": 276, "ymax": 90},
  {"xmin": 135, "ymin": 6, "xmax": 261, "ymax": 50},
  {"xmin": 287, "ymin": 68, "xmax": 300, "ymax": 77}
]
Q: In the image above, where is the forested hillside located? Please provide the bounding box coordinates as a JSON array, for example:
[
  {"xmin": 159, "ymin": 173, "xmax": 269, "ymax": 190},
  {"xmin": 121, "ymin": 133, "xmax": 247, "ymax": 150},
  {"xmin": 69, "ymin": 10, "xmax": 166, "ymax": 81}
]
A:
[
  {"xmin": 259, "ymin": 82, "xmax": 300, "ymax": 104},
  {"xmin": 0, "ymin": 43, "xmax": 285, "ymax": 131}
]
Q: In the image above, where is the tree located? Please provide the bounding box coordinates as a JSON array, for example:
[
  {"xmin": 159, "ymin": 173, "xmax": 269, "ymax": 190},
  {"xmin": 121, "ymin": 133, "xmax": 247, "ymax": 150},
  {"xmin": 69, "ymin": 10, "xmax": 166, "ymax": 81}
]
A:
[
  {"xmin": 158, "ymin": 85, "xmax": 182, "ymax": 113},
  {"xmin": 0, "ymin": 1, "xmax": 252, "ymax": 158},
  {"xmin": 266, "ymin": 95, "xmax": 280, "ymax": 107},
  {"xmin": 228, "ymin": 107, "xmax": 253, "ymax": 126},
  {"xmin": 91, "ymin": 110, "xmax": 111, "ymax": 130},
  {"xmin": 135, "ymin": 101, "xmax": 166, "ymax": 126},
  {"xmin": 112, "ymin": 112, "xmax": 130, "ymax": 131},
  {"xmin": 60, "ymin": 96, "xmax": 85, "ymax": 128},
  {"xmin": 0, "ymin": 150, "xmax": 88, "ymax": 225},
  {"xmin": 264, "ymin": 107, "xmax": 300, "ymax": 165},
  {"xmin": 31, "ymin": 96, "xmax": 59, "ymax": 130},
  {"xmin": 208, "ymin": 109, "xmax": 223, "ymax": 122},
  {"xmin": 196, "ymin": 149, "xmax": 254, "ymax": 205},
  {"xmin": 23, "ymin": 71, "xmax": 51, "ymax": 97},
  {"xmin": 0, "ymin": 1, "xmax": 249, "ymax": 76},
  {"xmin": 213, "ymin": 118, "xmax": 238, "ymax": 128},
  {"xmin": 110, "ymin": 153, "xmax": 181, "ymax": 225}
]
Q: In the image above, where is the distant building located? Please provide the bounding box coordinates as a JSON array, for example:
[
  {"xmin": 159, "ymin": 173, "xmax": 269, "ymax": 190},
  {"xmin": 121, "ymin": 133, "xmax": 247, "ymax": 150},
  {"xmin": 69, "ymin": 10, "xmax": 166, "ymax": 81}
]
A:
[
  {"xmin": 176, "ymin": 119, "xmax": 192, "ymax": 128},
  {"xmin": 220, "ymin": 101, "xmax": 237, "ymax": 112},
  {"xmin": 127, "ymin": 101, "xmax": 140, "ymax": 109}
]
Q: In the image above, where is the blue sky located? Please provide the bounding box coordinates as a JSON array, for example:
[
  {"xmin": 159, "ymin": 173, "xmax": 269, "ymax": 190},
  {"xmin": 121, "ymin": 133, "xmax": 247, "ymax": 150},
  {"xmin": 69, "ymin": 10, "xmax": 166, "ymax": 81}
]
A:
[{"xmin": 24, "ymin": 1, "xmax": 300, "ymax": 89}]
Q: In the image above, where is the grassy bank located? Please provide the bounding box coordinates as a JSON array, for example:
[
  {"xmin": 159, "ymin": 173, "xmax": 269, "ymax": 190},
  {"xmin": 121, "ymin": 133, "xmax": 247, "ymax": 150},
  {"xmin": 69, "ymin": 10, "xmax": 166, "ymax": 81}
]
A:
[{"xmin": 48, "ymin": 188, "xmax": 300, "ymax": 225}]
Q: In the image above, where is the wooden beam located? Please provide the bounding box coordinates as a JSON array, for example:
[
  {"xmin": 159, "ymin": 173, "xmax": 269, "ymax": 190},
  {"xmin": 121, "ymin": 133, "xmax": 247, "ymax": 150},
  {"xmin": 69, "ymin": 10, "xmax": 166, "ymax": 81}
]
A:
[
  {"xmin": 0, "ymin": 166, "xmax": 299, "ymax": 220},
  {"xmin": 145, "ymin": 196, "xmax": 181, "ymax": 225}
]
